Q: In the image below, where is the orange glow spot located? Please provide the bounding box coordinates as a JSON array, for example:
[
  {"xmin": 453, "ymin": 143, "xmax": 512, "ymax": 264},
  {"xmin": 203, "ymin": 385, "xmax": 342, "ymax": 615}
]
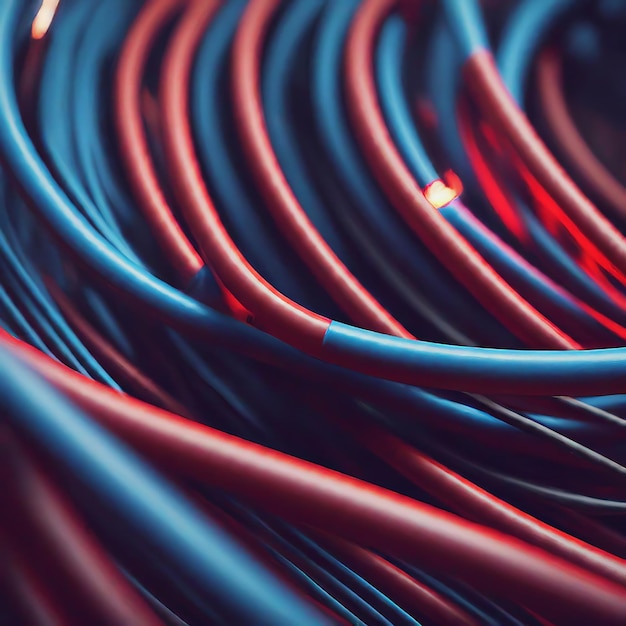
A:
[
  {"xmin": 31, "ymin": 0, "xmax": 60, "ymax": 40},
  {"xmin": 424, "ymin": 174, "xmax": 462, "ymax": 209}
]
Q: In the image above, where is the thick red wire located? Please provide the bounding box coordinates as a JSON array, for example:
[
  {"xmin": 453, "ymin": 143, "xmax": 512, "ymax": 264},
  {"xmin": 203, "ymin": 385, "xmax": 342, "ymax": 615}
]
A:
[
  {"xmin": 5, "ymin": 330, "xmax": 626, "ymax": 624},
  {"xmin": 344, "ymin": 0, "xmax": 577, "ymax": 349},
  {"xmin": 457, "ymin": 97, "xmax": 626, "ymax": 344},
  {"xmin": 114, "ymin": 0, "xmax": 201, "ymax": 283},
  {"xmin": 230, "ymin": 0, "xmax": 412, "ymax": 339}
]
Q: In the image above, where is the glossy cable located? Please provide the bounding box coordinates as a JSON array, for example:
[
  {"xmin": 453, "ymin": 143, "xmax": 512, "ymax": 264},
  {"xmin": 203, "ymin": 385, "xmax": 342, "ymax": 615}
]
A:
[
  {"xmin": 4, "ymin": 332, "xmax": 626, "ymax": 624},
  {"xmin": 1, "ymin": 436, "xmax": 161, "ymax": 626},
  {"xmin": 0, "ymin": 342, "xmax": 328, "ymax": 626},
  {"xmin": 344, "ymin": 0, "xmax": 576, "ymax": 350}
]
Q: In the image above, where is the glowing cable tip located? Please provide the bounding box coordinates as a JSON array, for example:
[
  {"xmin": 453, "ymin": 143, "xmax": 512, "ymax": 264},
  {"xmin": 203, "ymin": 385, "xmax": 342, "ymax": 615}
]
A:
[
  {"xmin": 424, "ymin": 179, "xmax": 460, "ymax": 210},
  {"xmin": 31, "ymin": 0, "xmax": 60, "ymax": 40}
]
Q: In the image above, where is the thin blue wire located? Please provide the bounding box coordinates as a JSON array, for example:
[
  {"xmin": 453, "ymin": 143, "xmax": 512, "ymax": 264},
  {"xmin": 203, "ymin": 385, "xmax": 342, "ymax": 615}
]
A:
[
  {"xmin": 227, "ymin": 504, "xmax": 395, "ymax": 626},
  {"xmin": 0, "ymin": 282, "xmax": 51, "ymax": 355},
  {"xmin": 399, "ymin": 563, "xmax": 500, "ymax": 626},
  {"xmin": 37, "ymin": 0, "xmax": 140, "ymax": 263},
  {"xmin": 286, "ymin": 526, "xmax": 422, "ymax": 626},
  {"xmin": 0, "ymin": 221, "xmax": 120, "ymax": 386},
  {"xmin": 262, "ymin": 0, "xmax": 354, "ymax": 265}
]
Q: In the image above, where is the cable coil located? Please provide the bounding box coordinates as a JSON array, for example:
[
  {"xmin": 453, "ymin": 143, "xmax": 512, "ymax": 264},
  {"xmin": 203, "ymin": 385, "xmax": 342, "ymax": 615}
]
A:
[{"xmin": 2, "ymin": 1, "xmax": 626, "ymax": 624}]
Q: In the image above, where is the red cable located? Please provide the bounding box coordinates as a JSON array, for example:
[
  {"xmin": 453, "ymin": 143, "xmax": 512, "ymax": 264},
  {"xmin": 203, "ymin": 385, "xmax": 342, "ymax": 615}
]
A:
[
  {"xmin": 535, "ymin": 47, "xmax": 626, "ymax": 221},
  {"xmin": 457, "ymin": 97, "xmax": 527, "ymax": 242},
  {"xmin": 463, "ymin": 49, "xmax": 626, "ymax": 287},
  {"xmin": 0, "ymin": 435, "xmax": 161, "ymax": 626},
  {"xmin": 230, "ymin": 0, "xmax": 412, "ymax": 339},
  {"xmin": 114, "ymin": 0, "xmax": 201, "ymax": 283},
  {"xmin": 490, "ymin": 123, "xmax": 626, "ymax": 300},
  {"xmin": 114, "ymin": 0, "xmax": 252, "ymax": 323},
  {"xmin": 350, "ymin": 421, "xmax": 626, "ymax": 588},
  {"xmin": 344, "ymin": 0, "xmax": 577, "ymax": 349},
  {"xmin": 156, "ymin": 0, "xmax": 329, "ymax": 353},
  {"xmin": 5, "ymin": 332, "xmax": 626, "ymax": 625},
  {"xmin": 546, "ymin": 505, "xmax": 626, "ymax": 559}
]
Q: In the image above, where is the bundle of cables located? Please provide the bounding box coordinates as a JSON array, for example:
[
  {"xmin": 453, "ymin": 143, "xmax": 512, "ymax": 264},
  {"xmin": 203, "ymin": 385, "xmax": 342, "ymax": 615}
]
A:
[{"xmin": 3, "ymin": 0, "xmax": 626, "ymax": 623}]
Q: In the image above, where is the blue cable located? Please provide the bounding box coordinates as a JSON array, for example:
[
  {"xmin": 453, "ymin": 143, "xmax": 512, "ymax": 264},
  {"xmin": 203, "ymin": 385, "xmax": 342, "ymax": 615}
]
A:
[
  {"xmin": 440, "ymin": 0, "xmax": 489, "ymax": 60},
  {"xmin": 425, "ymin": 18, "xmax": 476, "ymax": 186},
  {"xmin": 262, "ymin": 0, "xmax": 354, "ymax": 268},
  {"xmin": 38, "ymin": 0, "xmax": 140, "ymax": 263},
  {"xmin": 376, "ymin": 15, "xmax": 439, "ymax": 187},
  {"xmin": 0, "ymin": 345, "xmax": 330, "ymax": 626},
  {"xmin": 498, "ymin": 0, "xmax": 578, "ymax": 105},
  {"xmin": 70, "ymin": 0, "xmax": 143, "ymax": 232},
  {"xmin": 3, "ymin": 0, "xmax": 626, "ymax": 401},
  {"xmin": 321, "ymin": 321, "xmax": 626, "ymax": 396}
]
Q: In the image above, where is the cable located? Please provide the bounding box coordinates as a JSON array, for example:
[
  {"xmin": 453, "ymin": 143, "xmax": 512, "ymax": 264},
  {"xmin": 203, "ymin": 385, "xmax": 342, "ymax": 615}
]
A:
[
  {"xmin": 3, "ymin": 1, "xmax": 626, "ymax": 621},
  {"xmin": 0, "ymin": 342, "xmax": 328, "ymax": 626},
  {"xmin": 344, "ymin": 0, "xmax": 576, "ymax": 350},
  {"xmin": 4, "ymin": 332, "xmax": 626, "ymax": 625},
  {"xmin": 1, "ymin": 434, "xmax": 161, "ymax": 626},
  {"xmin": 447, "ymin": 0, "xmax": 626, "ymax": 285},
  {"xmin": 535, "ymin": 46, "xmax": 626, "ymax": 219}
]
